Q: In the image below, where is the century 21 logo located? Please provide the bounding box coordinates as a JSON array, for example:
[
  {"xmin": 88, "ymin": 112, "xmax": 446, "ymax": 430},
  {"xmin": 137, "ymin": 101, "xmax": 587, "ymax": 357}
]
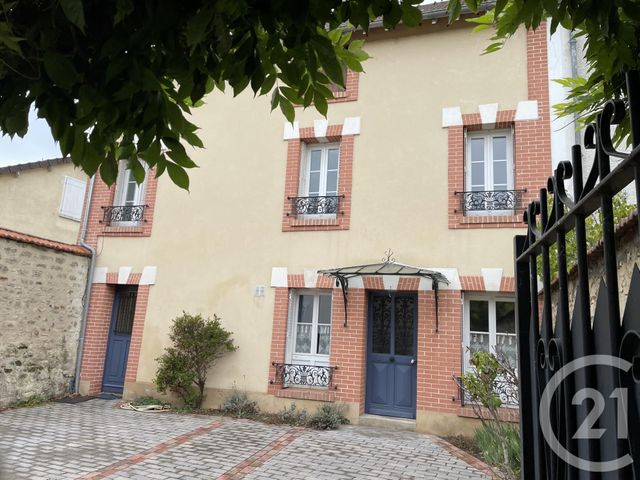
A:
[{"xmin": 539, "ymin": 355, "xmax": 632, "ymax": 473}]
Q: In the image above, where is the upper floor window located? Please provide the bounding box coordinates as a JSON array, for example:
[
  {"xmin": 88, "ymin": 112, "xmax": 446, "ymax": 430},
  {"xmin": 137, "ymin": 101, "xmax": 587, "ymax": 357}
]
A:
[
  {"xmin": 287, "ymin": 291, "xmax": 332, "ymax": 366},
  {"xmin": 463, "ymin": 294, "xmax": 517, "ymax": 371},
  {"xmin": 461, "ymin": 130, "xmax": 521, "ymax": 215},
  {"xmin": 103, "ymin": 160, "xmax": 147, "ymax": 226},
  {"xmin": 291, "ymin": 144, "xmax": 340, "ymax": 217}
]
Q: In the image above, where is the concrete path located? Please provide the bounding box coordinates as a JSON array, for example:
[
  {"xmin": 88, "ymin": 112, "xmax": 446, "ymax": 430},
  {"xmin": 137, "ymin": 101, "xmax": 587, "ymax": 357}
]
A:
[{"xmin": 0, "ymin": 399, "xmax": 491, "ymax": 479}]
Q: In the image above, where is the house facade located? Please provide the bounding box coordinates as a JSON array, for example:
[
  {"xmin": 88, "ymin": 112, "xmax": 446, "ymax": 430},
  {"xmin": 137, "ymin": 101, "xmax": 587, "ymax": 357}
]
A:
[{"xmin": 75, "ymin": 6, "xmax": 553, "ymax": 435}]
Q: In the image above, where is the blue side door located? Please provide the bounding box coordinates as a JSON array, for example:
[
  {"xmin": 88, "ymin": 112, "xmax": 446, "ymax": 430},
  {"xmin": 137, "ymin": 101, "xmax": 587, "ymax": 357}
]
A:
[
  {"xmin": 366, "ymin": 292, "xmax": 417, "ymax": 419},
  {"xmin": 102, "ymin": 287, "xmax": 138, "ymax": 393}
]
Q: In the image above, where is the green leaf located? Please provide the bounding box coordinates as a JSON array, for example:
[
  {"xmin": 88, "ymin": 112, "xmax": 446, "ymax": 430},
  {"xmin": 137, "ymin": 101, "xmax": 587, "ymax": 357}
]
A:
[
  {"xmin": 43, "ymin": 54, "xmax": 78, "ymax": 88},
  {"xmin": 401, "ymin": 4, "xmax": 422, "ymax": 27},
  {"xmin": 186, "ymin": 5, "xmax": 215, "ymax": 47},
  {"xmin": 314, "ymin": 91, "xmax": 328, "ymax": 117},
  {"xmin": 130, "ymin": 158, "xmax": 147, "ymax": 183},
  {"xmin": 279, "ymin": 97, "xmax": 295, "ymax": 123},
  {"xmin": 0, "ymin": 22, "xmax": 23, "ymax": 53},
  {"xmin": 60, "ymin": 0, "xmax": 86, "ymax": 32},
  {"xmin": 166, "ymin": 162, "xmax": 190, "ymax": 190},
  {"xmin": 114, "ymin": 0, "xmax": 134, "ymax": 24},
  {"xmin": 270, "ymin": 89, "xmax": 280, "ymax": 111},
  {"xmin": 99, "ymin": 158, "xmax": 119, "ymax": 186}
]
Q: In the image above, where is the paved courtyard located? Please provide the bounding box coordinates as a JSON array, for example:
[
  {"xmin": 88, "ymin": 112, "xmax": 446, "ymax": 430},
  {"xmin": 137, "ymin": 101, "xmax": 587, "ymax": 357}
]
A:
[{"xmin": 0, "ymin": 399, "xmax": 491, "ymax": 479}]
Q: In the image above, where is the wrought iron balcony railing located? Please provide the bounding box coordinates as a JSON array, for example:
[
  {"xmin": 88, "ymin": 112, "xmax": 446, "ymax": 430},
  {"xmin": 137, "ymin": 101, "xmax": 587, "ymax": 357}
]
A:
[
  {"xmin": 271, "ymin": 362, "xmax": 338, "ymax": 389},
  {"xmin": 454, "ymin": 375, "xmax": 519, "ymax": 407},
  {"xmin": 456, "ymin": 189, "xmax": 525, "ymax": 214},
  {"xmin": 101, "ymin": 205, "xmax": 147, "ymax": 226},
  {"xmin": 287, "ymin": 195, "xmax": 343, "ymax": 217}
]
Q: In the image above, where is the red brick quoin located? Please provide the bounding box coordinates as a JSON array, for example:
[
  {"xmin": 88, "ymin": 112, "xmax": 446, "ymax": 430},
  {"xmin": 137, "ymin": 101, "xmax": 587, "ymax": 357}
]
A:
[{"xmin": 447, "ymin": 23, "xmax": 552, "ymax": 229}]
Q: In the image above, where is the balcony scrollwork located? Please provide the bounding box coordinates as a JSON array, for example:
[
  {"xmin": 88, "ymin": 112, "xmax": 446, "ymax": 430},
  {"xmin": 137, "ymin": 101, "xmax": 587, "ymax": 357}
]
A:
[
  {"xmin": 456, "ymin": 190, "xmax": 525, "ymax": 214},
  {"xmin": 101, "ymin": 205, "xmax": 147, "ymax": 226},
  {"xmin": 271, "ymin": 362, "xmax": 337, "ymax": 389},
  {"xmin": 287, "ymin": 195, "xmax": 343, "ymax": 217}
]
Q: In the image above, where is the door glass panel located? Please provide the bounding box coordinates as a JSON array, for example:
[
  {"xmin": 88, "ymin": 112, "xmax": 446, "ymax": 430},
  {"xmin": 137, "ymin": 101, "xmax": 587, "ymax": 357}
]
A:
[
  {"xmin": 470, "ymin": 137, "xmax": 484, "ymax": 162},
  {"xmin": 471, "ymin": 163, "xmax": 484, "ymax": 190},
  {"xmin": 394, "ymin": 296, "xmax": 415, "ymax": 356},
  {"xmin": 493, "ymin": 160, "xmax": 508, "ymax": 189},
  {"xmin": 470, "ymin": 332, "xmax": 490, "ymax": 356},
  {"xmin": 308, "ymin": 172, "xmax": 320, "ymax": 196},
  {"xmin": 328, "ymin": 148, "xmax": 339, "ymax": 170},
  {"xmin": 317, "ymin": 325, "xmax": 331, "ymax": 355},
  {"xmin": 496, "ymin": 301, "xmax": 515, "ymax": 333},
  {"xmin": 496, "ymin": 334, "xmax": 517, "ymax": 367},
  {"xmin": 295, "ymin": 296, "xmax": 313, "ymax": 353},
  {"xmin": 470, "ymin": 300, "xmax": 489, "ymax": 332},
  {"xmin": 326, "ymin": 170, "xmax": 338, "ymax": 196},
  {"xmin": 114, "ymin": 289, "xmax": 137, "ymax": 335},
  {"xmin": 309, "ymin": 150, "xmax": 321, "ymax": 171},
  {"xmin": 372, "ymin": 295, "xmax": 391, "ymax": 354},
  {"xmin": 316, "ymin": 295, "xmax": 332, "ymax": 355},
  {"xmin": 492, "ymin": 136, "xmax": 507, "ymax": 160}
]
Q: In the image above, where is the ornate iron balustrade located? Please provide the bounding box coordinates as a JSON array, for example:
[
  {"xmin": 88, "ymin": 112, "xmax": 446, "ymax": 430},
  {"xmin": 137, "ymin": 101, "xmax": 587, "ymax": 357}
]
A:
[
  {"xmin": 271, "ymin": 362, "xmax": 337, "ymax": 389},
  {"xmin": 456, "ymin": 189, "xmax": 525, "ymax": 213},
  {"xmin": 101, "ymin": 205, "xmax": 147, "ymax": 226},
  {"xmin": 454, "ymin": 376, "xmax": 519, "ymax": 407},
  {"xmin": 287, "ymin": 195, "xmax": 343, "ymax": 216},
  {"xmin": 514, "ymin": 71, "xmax": 640, "ymax": 478}
]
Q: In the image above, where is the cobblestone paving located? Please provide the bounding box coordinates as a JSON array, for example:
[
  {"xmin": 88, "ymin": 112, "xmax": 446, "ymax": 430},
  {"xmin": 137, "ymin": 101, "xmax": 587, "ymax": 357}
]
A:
[{"xmin": 0, "ymin": 399, "xmax": 490, "ymax": 479}]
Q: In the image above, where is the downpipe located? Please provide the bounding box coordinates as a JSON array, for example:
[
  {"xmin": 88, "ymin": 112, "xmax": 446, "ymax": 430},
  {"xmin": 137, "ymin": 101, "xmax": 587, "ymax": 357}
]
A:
[{"xmin": 73, "ymin": 175, "xmax": 96, "ymax": 394}]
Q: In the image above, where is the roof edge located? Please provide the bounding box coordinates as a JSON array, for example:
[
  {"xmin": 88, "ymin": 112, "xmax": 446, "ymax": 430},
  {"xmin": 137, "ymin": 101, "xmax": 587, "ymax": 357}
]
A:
[
  {"xmin": 0, "ymin": 227, "xmax": 91, "ymax": 257},
  {"xmin": 0, "ymin": 157, "xmax": 72, "ymax": 176}
]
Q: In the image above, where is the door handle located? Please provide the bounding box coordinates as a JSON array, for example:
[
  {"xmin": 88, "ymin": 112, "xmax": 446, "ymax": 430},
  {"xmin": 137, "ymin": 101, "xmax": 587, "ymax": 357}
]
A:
[
  {"xmin": 411, "ymin": 358, "xmax": 416, "ymax": 365},
  {"xmin": 389, "ymin": 356, "xmax": 395, "ymax": 363}
]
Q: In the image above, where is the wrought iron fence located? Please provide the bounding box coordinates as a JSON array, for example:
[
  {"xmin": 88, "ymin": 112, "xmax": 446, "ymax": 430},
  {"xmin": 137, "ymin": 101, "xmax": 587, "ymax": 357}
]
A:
[
  {"xmin": 101, "ymin": 205, "xmax": 147, "ymax": 226},
  {"xmin": 456, "ymin": 189, "xmax": 525, "ymax": 213},
  {"xmin": 271, "ymin": 362, "xmax": 337, "ymax": 389},
  {"xmin": 288, "ymin": 195, "xmax": 342, "ymax": 216},
  {"xmin": 514, "ymin": 71, "xmax": 640, "ymax": 478}
]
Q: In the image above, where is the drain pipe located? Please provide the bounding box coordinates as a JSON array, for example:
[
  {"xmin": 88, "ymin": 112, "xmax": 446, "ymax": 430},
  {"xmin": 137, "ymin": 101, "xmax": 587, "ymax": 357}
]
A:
[{"xmin": 73, "ymin": 174, "xmax": 97, "ymax": 394}]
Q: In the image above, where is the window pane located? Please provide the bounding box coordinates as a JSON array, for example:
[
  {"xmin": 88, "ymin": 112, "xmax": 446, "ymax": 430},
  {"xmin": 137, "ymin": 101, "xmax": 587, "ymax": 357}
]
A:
[
  {"xmin": 471, "ymin": 163, "xmax": 484, "ymax": 189},
  {"xmin": 326, "ymin": 170, "xmax": 338, "ymax": 195},
  {"xmin": 310, "ymin": 150, "xmax": 321, "ymax": 171},
  {"xmin": 470, "ymin": 300, "xmax": 489, "ymax": 332},
  {"xmin": 470, "ymin": 137, "xmax": 484, "ymax": 163},
  {"xmin": 496, "ymin": 301, "xmax": 516, "ymax": 333},
  {"xmin": 394, "ymin": 296, "xmax": 415, "ymax": 356},
  {"xmin": 492, "ymin": 136, "xmax": 507, "ymax": 160},
  {"xmin": 372, "ymin": 295, "xmax": 391, "ymax": 354},
  {"xmin": 328, "ymin": 148, "xmax": 339, "ymax": 170},
  {"xmin": 298, "ymin": 295, "xmax": 314, "ymax": 324},
  {"xmin": 308, "ymin": 172, "xmax": 320, "ymax": 195},
  {"xmin": 295, "ymin": 324, "xmax": 312, "ymax": 353},
  {"xmin": 318, "ymin": 295, "xmax": 331, "ymax": 324},
  {"xmin": 493, "ymin": 160, "xmax": 508, "ymax": 188},
  {"xmin": 496, "ymin": 334, "xmax": 517, "ymax": 368},
  {"xmin": 317, "ymin": 324, "xmax": 331, "ymax": 355},
  {"xmin": 470, "ymin": 332, "xmax": 490, "ymax": 356}
]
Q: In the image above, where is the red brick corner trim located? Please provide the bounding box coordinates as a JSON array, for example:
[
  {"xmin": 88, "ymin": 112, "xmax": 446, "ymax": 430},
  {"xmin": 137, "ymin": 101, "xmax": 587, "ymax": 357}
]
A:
[
  {"xmin": 282, "ymin": 125, "xmax": 354, "ymax": 232},
  {"xmin": 0, "ymin": 227, "xmax": 91, "ymax": 257},
  {"xmin": 327, "ymin": 69, "xmax": 360, "ymax": 104}
]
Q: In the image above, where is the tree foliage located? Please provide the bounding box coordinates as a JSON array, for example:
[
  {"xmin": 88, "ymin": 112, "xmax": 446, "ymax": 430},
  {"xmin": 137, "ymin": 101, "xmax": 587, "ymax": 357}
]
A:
[
  {"xmin": 450, "ymin": 0, "xmax": 640, "ymax": 144},
  {"xmin": 0, "ymin": 0, "xmax": 424, "ymax": 188},
  {"xmin": 155, "ymin": 312, "xmax": 237, "ymax": 408}
]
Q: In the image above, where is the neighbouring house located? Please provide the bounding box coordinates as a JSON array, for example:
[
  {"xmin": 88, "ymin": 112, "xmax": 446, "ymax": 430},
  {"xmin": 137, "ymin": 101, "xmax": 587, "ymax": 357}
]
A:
[{"xmin": 74, "ymin": 3, "xmax": 560, "ymax": 435}]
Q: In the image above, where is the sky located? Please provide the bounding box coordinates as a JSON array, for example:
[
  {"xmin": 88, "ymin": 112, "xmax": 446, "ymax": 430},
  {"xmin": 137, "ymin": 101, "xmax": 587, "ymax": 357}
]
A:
[{"xmin": 0, "ymin": 109, "xmax": 61, "ymax": 167}]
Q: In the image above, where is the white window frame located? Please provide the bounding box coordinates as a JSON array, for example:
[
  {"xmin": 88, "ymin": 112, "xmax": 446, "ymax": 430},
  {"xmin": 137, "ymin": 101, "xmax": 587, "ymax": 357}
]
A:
[
  {"xmin": 462, "ymin": 293, "xmax": 517, "ymax": 372},
  {"xmin": 58, "ymin": 176, "xmax": 87, "ymax": 221},
  {"xmin": 298, "ymin": 143, "xmax": 340, "ymax": 218},
  {"xmin": 112, "ymin": 160, "xmax": 147, "ymax": 226},
  {"xmin": 286, "ymin": 290, "xmax": 332, "ymax": 366},
  {"xmin": 465, "ymin": 129, "xmax": 515, "ymax": 216}
]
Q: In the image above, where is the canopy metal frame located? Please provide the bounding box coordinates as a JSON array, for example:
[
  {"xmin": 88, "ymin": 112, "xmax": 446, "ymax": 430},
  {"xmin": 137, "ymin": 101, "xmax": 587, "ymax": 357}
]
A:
[{"xmin": 317, "ymin": 259, "xmax": 449, "ymax": 331}]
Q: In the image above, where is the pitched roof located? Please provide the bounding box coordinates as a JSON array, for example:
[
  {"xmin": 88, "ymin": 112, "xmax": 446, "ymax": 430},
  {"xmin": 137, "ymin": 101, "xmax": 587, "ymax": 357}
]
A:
[
  {"xmin": 0, "ymin": 227, "xmax": 91, "ymax": 257},
  {"xmin": 0, "ymin": 157, "xmax": 72, "ymax": 176}
]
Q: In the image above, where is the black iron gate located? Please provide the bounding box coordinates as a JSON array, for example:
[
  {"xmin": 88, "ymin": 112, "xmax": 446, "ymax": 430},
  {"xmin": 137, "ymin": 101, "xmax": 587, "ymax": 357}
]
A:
[{"xmin": 515, "ymin": 71, "xmax": 640, "ymax": 479}]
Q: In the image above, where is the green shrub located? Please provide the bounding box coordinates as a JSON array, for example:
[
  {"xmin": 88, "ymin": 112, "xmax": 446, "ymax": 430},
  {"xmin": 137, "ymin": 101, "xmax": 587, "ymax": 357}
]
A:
[
  {"xmin": 277, "ymin": 402, "xmax": 308, "ymax": 426},
  {"xmin": 222, "ymin": 388, "xmax": 258, "ymax": 418},
  {"xmin": 307, "ymin": 403, "xmax": 349, "ymax": 430},
  {"xmin": 155, "ymin": 312, "xmax": 237, "ymax": 409},
  {"xmin": 475, "ymin": 424, "xmax": 521, "ymax": 477},
  {"xmin": 131, "ymin": 396, "xmax": 167, "ymax": 406}
]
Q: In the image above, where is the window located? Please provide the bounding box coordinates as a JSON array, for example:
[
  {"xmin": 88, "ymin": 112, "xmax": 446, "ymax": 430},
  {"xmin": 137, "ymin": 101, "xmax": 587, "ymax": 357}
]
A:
[
  {"xmin": 110, "ymin": 161, "xmax": 147, "ymax": 226},
  {"xmin": 295, "ymin": 144, "xmax": 340, "ymax": 216},
  {"xmin": 463, "ymin": 295, "xmax": 517, "ymax": 370},
  {"xmin": 464, "ymin": 130, "xmax": 515, "ymax": 215},
  {"xmin": 286, "ymin": 291, "xmax": 332, "ymax": 365},
  {"xmin": 59, "ymin": 176, "xmax": 87, "ymax": 221}
]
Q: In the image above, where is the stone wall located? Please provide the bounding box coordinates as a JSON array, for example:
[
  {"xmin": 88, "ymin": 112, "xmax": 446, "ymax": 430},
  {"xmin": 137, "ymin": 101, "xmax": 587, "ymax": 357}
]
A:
[{"xmin": 0, "ymin": 235, "xmax": 90, "ymax": 406}]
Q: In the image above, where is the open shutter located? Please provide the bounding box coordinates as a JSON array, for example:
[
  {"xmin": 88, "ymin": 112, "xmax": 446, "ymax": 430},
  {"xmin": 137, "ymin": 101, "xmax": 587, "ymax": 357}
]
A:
[{"xmin": 59, "ymin": 176, "xmax": 87, "ymax": 221}]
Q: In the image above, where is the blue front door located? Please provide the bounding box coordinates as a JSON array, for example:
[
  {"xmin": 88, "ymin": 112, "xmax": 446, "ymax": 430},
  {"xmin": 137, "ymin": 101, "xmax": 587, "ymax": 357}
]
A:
[
  {"xmin": 366, "ymin": 292, "xmax": 417, "ymax": 419},
  {"xmin": 102, "ymin": 287, "xmax": 138, "ymax": 393}
]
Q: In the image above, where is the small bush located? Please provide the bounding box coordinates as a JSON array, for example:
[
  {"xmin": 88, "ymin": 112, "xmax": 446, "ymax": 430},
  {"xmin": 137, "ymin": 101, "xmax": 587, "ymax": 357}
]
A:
[
  {"xmin": 155, "ymin": 312, "xmax": 237, "ymax": 409},
  {"xmin": 277, "ymin": 402, "xmax": 308, "ymax": 426},
  {"xmin": 222, "ymin": 389, "xmax": 258, "ymax": 418},
  {"xmin": 475, "ymin": 424, "xmax": 521, "ymax": 477},
  {"xmin": 131, "ymin": 396, "xmax": 167, "ymax": 406},
  {"xmin": 307, "ymin": 403, "xmax": 349, "ymax": 430}
]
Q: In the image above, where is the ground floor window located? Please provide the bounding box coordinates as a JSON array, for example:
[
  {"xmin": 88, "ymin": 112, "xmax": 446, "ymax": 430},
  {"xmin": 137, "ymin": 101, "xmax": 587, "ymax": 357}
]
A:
[
  {"xmin": 286, "ymin": 290, "xmax": 332, "ymax": 365},
  {"xmin": 462, "ymin": 294, "xmax": 517, "ymax": 370}
]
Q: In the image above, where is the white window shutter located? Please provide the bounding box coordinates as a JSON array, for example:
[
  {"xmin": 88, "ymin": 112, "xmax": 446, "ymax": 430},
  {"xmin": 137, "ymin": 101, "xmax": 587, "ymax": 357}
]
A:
[{"xmin": 59, "ymin": 176, "xmax": 87, "ymax": 221}]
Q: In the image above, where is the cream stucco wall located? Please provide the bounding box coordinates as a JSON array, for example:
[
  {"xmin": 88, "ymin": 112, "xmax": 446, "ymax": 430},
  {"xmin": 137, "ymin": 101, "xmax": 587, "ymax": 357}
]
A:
[
  {"xmin": 92, "ymin": 23, "xmax": 530, "ymax": 398},
  {"xmin": 0, "ymin": 163, "xmax": 87, "ymax": 244}
]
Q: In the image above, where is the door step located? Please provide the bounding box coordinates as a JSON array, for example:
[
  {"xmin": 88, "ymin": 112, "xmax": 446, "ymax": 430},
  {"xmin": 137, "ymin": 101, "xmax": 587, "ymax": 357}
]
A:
[{"xmin": 358, "ymin": 414, "xmax": 416, "ymax": 431}]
